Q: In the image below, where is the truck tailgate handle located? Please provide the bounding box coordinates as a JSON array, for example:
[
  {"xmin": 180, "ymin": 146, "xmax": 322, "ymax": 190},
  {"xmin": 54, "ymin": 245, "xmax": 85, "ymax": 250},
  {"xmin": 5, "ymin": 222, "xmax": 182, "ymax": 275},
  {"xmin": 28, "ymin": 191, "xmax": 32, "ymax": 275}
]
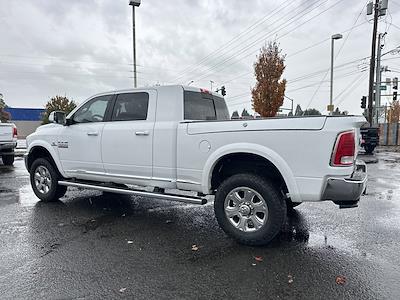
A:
[
  {"xmin": 135, "ymin": 131, "xmax": 149, "ymax": 136},
  {"xmin": 87, "ymin": 132, "xmax": 99, "ymax": 136}
]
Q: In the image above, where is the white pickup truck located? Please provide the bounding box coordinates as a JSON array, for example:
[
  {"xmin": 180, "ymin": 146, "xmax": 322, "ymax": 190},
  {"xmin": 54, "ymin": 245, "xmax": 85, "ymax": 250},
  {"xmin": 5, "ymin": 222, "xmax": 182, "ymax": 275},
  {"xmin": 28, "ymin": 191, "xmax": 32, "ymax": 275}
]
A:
[
  {"xmin": 25, "ymin": 85, "xmax": 367, "ymax": 245},
  {"xmin": 0, "ymin": 123, "xmax": 17, "ymax": 166}
]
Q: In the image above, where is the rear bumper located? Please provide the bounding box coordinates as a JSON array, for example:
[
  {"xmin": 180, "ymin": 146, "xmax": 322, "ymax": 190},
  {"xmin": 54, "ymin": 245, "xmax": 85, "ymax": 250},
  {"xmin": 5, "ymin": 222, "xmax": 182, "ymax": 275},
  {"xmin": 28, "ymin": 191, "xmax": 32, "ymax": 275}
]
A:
[
  {"xmin": 321, "ymin": 160, "xmax": 367, "ymax": 208},
  {"xmin": 0, "ymin": 142, "xmax": 17, "ymax": 153}
]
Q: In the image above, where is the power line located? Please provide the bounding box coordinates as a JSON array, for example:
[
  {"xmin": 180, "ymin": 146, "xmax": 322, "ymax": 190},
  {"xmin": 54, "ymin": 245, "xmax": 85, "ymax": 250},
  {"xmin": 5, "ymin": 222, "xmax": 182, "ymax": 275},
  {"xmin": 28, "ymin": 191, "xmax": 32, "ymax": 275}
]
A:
[
  {"xmin": 194, "ymin": 0, "xmax": 336, "ymax": 82},
  {"xmin": 171, "ymin": 0, "xmax": 299, "ymax": 82},
  {"xmin": 221, "ymin": 21, "xmax": 369, "ymax": 86},
  {"xmin": 304, "ymin": 0, "xmax": 368, "ymax": 111}
]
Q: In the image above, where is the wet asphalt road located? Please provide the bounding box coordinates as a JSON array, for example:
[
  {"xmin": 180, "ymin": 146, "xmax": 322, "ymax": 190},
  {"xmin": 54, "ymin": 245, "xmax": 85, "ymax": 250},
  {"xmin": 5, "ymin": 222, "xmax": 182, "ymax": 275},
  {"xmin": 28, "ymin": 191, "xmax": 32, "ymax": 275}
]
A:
[{"xmin": 0, "ymin": 152, "xmax": 399, "ymax": 300}]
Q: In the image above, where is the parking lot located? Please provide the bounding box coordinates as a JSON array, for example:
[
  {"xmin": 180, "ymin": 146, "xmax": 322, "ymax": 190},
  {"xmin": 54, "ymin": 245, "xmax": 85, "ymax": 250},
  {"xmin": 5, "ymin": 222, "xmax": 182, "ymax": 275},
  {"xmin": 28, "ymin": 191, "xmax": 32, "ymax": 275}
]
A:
[{"xmin": 1, "ymin": 150, "xmax": 400, "ymax": 299}]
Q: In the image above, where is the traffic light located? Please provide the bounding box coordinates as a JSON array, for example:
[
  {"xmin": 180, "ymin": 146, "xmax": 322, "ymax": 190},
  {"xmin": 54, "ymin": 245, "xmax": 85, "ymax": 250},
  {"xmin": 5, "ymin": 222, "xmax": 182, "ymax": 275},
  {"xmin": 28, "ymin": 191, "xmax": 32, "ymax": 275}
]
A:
[
  {"xmin": 394, "ymin": 91, "xmax": 398, "ymax": 101},
  {"xmin": 221, "ymin": 86, "xmax": 226, "ymax": 96},
  {"xmin": 361, "ymin": 96, "xmax": 366, "ymax": 109},
  {"xmin": 393, "ymin": 77, "xmax": 398, "ymax": 90}
]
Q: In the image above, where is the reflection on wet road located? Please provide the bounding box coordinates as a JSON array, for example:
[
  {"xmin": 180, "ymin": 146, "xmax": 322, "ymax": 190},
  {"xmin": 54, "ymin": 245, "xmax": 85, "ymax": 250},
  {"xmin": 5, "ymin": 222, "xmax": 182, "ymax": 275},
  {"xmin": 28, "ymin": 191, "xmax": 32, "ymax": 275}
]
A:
[{"xmin": 0, "ymin": 152, "xmax": 400, "ymax": 299}]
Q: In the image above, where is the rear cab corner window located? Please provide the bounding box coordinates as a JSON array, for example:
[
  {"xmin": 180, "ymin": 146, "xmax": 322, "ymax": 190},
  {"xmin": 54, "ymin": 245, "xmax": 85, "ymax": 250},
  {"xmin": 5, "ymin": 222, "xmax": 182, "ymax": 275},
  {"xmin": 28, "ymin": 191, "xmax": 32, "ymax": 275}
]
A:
[
  {"xmin": 112, "ymin": 92, "xmax": 149, "ymax": 121},
  {"xmin": 184, "ymin": 91, "xmax": 229, "ymax": 121}
]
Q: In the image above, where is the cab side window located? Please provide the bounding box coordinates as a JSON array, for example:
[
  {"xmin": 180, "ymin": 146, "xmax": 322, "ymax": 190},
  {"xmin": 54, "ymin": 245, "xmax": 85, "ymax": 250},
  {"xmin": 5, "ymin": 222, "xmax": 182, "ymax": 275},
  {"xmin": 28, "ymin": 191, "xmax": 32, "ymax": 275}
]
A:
[
  {"xmin": 73, "ymin": 95, "xmax": 112, "ymax": 123},
  {"xmin": 112, "ymin": 93, "xmax": 149, "ymax": 121}
]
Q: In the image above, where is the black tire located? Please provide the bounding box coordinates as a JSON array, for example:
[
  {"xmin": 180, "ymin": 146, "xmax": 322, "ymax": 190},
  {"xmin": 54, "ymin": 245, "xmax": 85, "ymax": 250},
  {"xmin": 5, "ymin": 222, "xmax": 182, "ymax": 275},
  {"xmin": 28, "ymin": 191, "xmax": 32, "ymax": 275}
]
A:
[
  {"xmin": 2, "ymin": 154, "xmax": 14, "ymax": 166},
  {"xmin": 364, "ymin": 144, "xmax": 375, "ymax": 154},
  {"xmin": 286, "ymin": 200, "xmax": 302, "ymax": 210},
  {"xmin": 214, "ymin": 173, "xmax": 287, "ymax": 246},
  {"xmin": 30, "ymin": 158, "xmax": 67, "ymax": 202}
]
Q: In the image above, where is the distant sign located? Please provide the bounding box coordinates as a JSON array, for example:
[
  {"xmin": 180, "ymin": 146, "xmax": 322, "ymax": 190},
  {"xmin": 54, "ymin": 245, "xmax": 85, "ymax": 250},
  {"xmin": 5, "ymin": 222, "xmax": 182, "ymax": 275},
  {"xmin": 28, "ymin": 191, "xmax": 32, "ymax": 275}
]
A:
[
  {"xmin": 327, "ymin": 104, "xmax": 334, "ymax": 112},
  {"xmin": 380, "ymin": 85, "xmax": 387, "ymax": 90}
]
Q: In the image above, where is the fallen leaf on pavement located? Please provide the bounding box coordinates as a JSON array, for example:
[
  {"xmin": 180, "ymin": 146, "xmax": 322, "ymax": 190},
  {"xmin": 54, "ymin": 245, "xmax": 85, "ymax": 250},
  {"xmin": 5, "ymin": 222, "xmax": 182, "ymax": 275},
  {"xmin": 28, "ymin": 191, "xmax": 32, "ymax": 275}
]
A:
[
  {"xmin": 336, "ymin": 275, "xmax": 346, "ymax": 285},
  {"xmin": 288, "ymin": 274, "xmax": 294, "ymax": 284},
  {"xmin": 254, "ymin": 256, "xmax": 263, "ymax": 262},
  {"xmin": 191, "ymin": 245, "xmax": 199, "ymax": 251}
]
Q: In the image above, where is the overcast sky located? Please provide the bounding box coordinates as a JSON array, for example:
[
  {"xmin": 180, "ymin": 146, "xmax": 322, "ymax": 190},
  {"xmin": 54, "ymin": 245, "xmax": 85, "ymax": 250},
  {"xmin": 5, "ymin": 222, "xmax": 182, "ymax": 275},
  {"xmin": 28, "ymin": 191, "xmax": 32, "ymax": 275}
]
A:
[{"xmin": 0, "ymin": 0, "xmax": 400, "ymax": 115}]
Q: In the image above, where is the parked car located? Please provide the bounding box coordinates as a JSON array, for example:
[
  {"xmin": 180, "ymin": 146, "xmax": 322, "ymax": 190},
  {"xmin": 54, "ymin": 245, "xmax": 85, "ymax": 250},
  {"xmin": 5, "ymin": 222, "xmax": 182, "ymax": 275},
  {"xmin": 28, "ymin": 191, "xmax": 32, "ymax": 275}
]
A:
[
  {"xmin": 360, "ymin": 125, "xmax": 379, "ymax": 154},
  {"xmin": 0, "ymin": 122, "xmax": 17, "ymax": 166},
  {"xmin": 25, "ymin": 85, "xmax": 367, "ymax": 245}
]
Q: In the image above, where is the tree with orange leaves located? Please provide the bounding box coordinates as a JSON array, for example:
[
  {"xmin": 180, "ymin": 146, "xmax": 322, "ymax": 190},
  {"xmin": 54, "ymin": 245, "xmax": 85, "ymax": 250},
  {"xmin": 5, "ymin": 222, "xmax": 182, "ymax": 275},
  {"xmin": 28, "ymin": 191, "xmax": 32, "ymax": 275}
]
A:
[
  {"xmin": 251, "ymin": 41, "xmax": 287, "ymax": 117},
  {"xmin": 387, "ymin": 100, "xmax": 400, "ymax": 123}
]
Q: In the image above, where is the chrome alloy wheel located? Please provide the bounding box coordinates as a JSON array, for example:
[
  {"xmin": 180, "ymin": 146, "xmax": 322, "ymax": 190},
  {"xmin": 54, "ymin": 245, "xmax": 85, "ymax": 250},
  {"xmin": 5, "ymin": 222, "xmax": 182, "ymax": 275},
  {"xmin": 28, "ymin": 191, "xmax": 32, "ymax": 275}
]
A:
[
  {"xmin": 224, "ymin": 187, "xmax": 269, "ymax": 232},
  {"xmin": 34, "ymin": 165, "xmax": 52, "ymax": 194}
]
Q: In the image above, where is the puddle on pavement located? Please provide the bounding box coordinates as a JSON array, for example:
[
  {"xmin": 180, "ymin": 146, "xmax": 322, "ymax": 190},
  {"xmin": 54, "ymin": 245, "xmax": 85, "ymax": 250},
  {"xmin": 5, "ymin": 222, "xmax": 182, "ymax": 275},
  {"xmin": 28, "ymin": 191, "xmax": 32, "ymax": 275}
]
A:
[
  {"xmin": 0, "ymin": 184, "xmax": 39, "ymax": 207},
  {"xmin": 18, "ymin": 185, "xmax": 40, "ymax": 206}
]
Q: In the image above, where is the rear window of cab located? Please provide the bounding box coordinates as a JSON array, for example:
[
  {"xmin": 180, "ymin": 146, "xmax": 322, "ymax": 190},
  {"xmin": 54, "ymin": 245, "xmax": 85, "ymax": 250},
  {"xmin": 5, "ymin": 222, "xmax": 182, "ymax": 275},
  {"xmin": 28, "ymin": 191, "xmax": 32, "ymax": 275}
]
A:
[{"xmin": 184, "ymin": 91, "xmax": 229, "ymax": 121}]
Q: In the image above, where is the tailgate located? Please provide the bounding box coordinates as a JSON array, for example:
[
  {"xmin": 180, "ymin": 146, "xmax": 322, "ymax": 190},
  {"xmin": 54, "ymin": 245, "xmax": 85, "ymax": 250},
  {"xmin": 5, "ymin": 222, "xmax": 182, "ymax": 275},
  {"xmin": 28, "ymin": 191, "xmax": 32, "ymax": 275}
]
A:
[{"xmin": 0, "ymin": 124, "xmax": 13, "ymax": 142}]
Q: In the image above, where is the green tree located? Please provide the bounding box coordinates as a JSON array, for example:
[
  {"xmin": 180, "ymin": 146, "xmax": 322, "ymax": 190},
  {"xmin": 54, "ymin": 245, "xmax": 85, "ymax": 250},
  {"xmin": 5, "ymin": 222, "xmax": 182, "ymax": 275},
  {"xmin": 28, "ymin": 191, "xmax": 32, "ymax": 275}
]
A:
[
  {"xmin": 251, "ymin": 41, "xmax": 287, "ymax": 117},
  {"xmin": 294, "ymin": 104, "xmax": 303, "ymax": 116},
  {"xmin": 231, "ymin": 110, "xmax": 240, "ymax": 119},
  {"xmin": 42, "ymin": 95, "xmax": 77, "ymax": 124},
  {"xmin": 303, "ymin": 108, "xmax": 322, "ymax": 116},
  {"xmin": 241, "ymin": 108, "xmax": 251, "ymax": 118}
]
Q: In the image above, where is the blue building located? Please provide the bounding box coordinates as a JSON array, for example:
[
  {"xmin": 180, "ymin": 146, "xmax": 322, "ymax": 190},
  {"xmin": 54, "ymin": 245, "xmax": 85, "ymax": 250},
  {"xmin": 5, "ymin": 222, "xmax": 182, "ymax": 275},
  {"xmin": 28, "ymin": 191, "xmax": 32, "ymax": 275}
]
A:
[{"xmin": 4, "ymin": 107, "xmax": 45, "ymax": 138}]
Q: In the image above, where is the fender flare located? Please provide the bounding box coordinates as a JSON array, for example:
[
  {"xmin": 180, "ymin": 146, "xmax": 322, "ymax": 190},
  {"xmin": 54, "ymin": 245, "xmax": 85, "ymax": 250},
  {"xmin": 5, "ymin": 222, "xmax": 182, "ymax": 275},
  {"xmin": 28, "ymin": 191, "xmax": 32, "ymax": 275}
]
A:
[
  {"xmin": 27, "ymin": 140, "xmax": 66, "ymax": 177},
  {"xmin": 202, "ymin": 143, "xmax": 300, "ymax": 202}
]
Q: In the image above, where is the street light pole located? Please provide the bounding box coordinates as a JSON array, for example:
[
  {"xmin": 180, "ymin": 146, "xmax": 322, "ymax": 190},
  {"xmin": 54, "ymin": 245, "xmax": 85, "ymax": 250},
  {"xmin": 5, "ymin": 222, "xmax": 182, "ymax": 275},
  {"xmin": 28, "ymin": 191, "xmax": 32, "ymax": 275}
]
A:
[
  {"xmin": 129, "ymin": 0, "xmax": 141, "ymax": 88},
  {"xmin": 329, "ymin": 33, "xmax": 343, "ymax": 115},
  {"xmin": 284, "ymin": 95, "xmax": 294, "ymax": 115}
]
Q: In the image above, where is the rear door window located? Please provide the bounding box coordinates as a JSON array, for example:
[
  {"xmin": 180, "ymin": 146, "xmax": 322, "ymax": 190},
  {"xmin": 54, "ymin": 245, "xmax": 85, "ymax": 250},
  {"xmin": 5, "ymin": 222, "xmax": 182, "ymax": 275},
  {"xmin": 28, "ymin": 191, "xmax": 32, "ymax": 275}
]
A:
[{"xmin": 112, "ymin": 92, "xmax": 149, "ymax": 121}]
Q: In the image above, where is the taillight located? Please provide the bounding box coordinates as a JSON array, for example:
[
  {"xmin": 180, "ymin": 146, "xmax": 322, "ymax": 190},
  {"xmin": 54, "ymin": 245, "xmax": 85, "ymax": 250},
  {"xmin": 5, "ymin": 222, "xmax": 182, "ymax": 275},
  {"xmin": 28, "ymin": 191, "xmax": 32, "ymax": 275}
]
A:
[
  {"xmin": 331, "ymin": 131, "xmax": 355, "ymax": 167},
  {"xmin": 13, "ymin": 127, "xmax": 18, "ymax": 138}
]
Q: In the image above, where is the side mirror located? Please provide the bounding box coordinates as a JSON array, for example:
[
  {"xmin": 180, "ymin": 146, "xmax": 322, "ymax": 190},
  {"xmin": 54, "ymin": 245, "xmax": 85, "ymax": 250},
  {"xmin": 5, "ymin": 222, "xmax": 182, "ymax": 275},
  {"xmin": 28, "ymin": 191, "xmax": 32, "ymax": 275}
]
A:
[{"xmin": 49, "ymin": 111, "xmax": 66, "ymax": 125}]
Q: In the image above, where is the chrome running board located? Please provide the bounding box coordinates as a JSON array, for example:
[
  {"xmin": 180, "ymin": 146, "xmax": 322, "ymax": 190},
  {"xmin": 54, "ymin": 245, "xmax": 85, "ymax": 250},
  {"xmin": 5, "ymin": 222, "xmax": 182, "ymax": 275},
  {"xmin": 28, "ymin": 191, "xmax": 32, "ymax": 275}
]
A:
[{"xmin": 58, "ymin": 180, "xmax": 207, "ymax": 205}]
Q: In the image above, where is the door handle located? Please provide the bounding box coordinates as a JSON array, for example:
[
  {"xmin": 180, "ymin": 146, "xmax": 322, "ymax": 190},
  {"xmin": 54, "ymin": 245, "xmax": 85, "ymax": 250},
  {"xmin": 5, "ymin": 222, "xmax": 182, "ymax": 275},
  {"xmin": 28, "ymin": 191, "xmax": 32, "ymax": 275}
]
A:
[
  {"xmin": 87, "ymin": 132, "xmax": 99, "ymax": 136},
  {"xmin": 135, "ymin": 131, "xmax": 149, "ymax": 136}
]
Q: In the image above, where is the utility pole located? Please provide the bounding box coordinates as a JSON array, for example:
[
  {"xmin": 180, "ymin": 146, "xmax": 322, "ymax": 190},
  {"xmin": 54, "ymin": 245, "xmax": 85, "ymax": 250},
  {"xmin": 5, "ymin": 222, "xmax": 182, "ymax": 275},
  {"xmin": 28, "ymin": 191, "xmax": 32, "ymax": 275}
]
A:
[
  {"xmin": 367, "ymin": 0, "xmax": 379, "ymax": 126},
  {"xmin": 329, "ymin": 34, "xmax": 343, "ymax": 114},
  {"xmin": 129, "ymin": 0, "xmax": 141, "ymax": 88},
  {"xmin": 367, "ymin": 0, "xmax": 388, "ymax": 125},
  {"xmin": 375, "ymin": 33, "xmax": 383, "ymax": 125}
]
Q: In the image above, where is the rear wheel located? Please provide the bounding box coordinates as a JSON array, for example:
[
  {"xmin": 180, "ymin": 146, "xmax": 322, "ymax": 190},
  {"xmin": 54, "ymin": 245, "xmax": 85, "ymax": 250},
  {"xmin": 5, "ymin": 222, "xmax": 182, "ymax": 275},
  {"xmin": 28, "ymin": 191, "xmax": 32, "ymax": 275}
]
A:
[
  {"xmin": 30, "ymin": 158, "xmax": 67, "ymax": 202},
  {"xmin": 214, "ymin": 173, "xmax": 286, "ymax": 246},
  {"xmin": 364, "ymin": 144, "xmax": 375, "ymax": 154},
  {"xmin": 2, "ymin": 153, "xmax": 15, "ymax": 166}
]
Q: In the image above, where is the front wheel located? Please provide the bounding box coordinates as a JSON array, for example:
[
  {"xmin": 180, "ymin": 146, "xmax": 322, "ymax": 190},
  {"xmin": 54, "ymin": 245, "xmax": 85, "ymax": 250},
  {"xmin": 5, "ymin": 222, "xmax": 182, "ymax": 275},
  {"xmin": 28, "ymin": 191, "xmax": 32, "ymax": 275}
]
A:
[
  {"xmin": 214, "ymin": 174, "xmax": 286, "ymax": 246},
  {"xmin": 2, "ymin": 154, "xmax": 15, "ymax": 166},
  {"xmin": 30, "ymin": 158, "xmax": 67, "ymax": 202}
]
